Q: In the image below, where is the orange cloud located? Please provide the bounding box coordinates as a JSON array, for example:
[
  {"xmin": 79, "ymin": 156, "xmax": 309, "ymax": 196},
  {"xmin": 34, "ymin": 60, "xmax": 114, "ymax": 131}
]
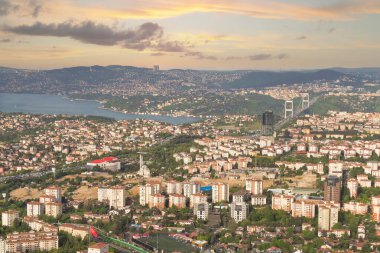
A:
[{"xmin": 41, "ymin": 0, "xmax": 380, "ymax": 21}]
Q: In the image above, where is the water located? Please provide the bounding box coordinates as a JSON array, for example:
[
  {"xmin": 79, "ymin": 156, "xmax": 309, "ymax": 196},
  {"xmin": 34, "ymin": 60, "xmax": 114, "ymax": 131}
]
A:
[{"xmin": 0, "ymin": 93, "xmax": 199, "ymax": 125}]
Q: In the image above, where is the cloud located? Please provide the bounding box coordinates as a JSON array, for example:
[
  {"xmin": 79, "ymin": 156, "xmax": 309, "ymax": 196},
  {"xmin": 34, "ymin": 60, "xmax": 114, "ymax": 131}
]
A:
[
  {"xmin": 3, "ymin": 20, "xmax": 218, "ymax": 60},
  {"xmin": 226, "ymin": 56, "xmax": 243, "ymax": 61},
  {"xmin": 29, "ymin": 0, "xmax": 43, "ymax": 18},
  {"xmin": 0, "ymin": 0, "xmax": 19, "ymax": 16},
  {"xmin": 151, "ymin": 52, "xmax": 165, "ymax": 56},
  {"xmin": 4, "ymin": 21, "xmax": 187, "ymax": 52},
  {"xmin": 184, "ymin": 51, "xmax": 217, "ymax": 60},
  {"xmin": 276, "ymin": 53, "xmax": 288, "ymax": 59},
  {"xmin": 154, "ymin": 40, "xmax": 187, "ymax": 52},
  {"xmin": 328, "ymin": 28, "xmax": 336, "ymax": 33},
  {"xmin": 249, "ymin": 53, "xmax": 288, "ymax": 61},
  {"xmin": 51, "ymin": 0, "xmax": 380, "ymax": 21},
  {"xmin": 0, "ymin": 38, "xmax": 11, "ymax": 43},
  {"xmin": 296, "ymin": 35, "xmax": 307, "ymax": 40},
  {"xmin": 249, "ymin": 54, "xmax": 272, "ymax": 61}
]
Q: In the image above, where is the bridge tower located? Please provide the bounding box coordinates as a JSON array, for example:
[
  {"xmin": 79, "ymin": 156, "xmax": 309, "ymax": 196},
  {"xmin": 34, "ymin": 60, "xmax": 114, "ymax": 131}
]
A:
[
  {"xmin": 301, "ymin": 93, "xmax": 310, "ymax": 109},
  {"xmin": 284, "ymin": 100, "xmax": 294, "ymax": 118}
]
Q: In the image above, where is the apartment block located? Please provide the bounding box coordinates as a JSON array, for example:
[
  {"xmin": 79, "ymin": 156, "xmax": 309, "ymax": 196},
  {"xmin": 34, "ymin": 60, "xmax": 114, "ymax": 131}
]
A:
[
  {"xmin": 318, "ymin": 204, "xmax": 339, "ymax": 231},
  {"xmin": 44, "ymin": 186, "xmax": 62, "ymax": 203},
  {"xmin": 183, "ymin": 182, "xmax": 201, "ymax": 198},
  {"xmin": 5, "ymin": 231, "xmax": 58, "ymax": 253},
  {"xmin": 211, "ymin": 183, "xmax": 229, "ymax": 203},
  {"xmin": 271, "ymin": 194, "xmax": 294, "ymax": 212},
  {"xmin": 149, "ymin": 194, "xmax": 166, "ymax": 210},
  {"xmin": 45, "ymin": 202, "xmax": 63, "ymax": 218},
  {"xmin": 194, "ymin": 202, "xmax": 209, "ymax": 221},
  {"xmin": 27, "ymin": 202, "xmax": 44, "ymax": 217},
  {"xmin": 245, "ymin": 178, "xmax": 263, "ymax": 195},
  {"xmin": 1, "ymin": 211, "xmax": 19, "ymax": 227},
  {"xmin": 169, "ymin": 194, "xmax": 186, "ymax": 209},
  {"xmin": 230, "ymin": 202, "xmax": 249, "ymax": 222},
  {"xmin": 190, "ymin": 193, "xmax": 208, "ymax": 208},
  {"xmin": 291, "ymin": 200, "xmax": 317, "ymax": 218}
]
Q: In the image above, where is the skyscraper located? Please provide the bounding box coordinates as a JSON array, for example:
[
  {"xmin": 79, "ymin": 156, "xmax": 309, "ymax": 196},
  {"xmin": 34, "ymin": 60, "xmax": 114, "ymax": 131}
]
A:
[
  {"xmin": 324, "ymin": 175, "xmax": 341, "ymax": 203},
  {"xmin": 262, "ymin": 111, "xmax": 274, "ymax": 136}
]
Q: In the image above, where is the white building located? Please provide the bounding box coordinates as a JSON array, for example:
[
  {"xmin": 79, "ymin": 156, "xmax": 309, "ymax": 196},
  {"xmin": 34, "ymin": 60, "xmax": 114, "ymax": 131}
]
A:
[
  {"xmin": 1, "ymin": 211, "xmax": 19, "ymax": 227},
  {"xmin": 27, "ymin": 202, "xmax": 44, "ymax": 217},
  {"xmin": 230, "ymin": 202, "xmax": 249, "ymax": 222},
  {"xmin": 45, "ymin": 203, "xmax": 63, "ymax": 218},
  {"xmin": 194, "ymin": 202, "xmax": 209, "ymax": 221},
  {"xmin": 246, "ymin": 178, "xmax": 263, "ymax": 195},
  {"xmin": 44, "ymin": 186, "xmax": 62, "ymax": 203},
  {"xmin": 190, "ymin": 193, "xmax": 208, "ymax": 208},
  {"xmin": 183, "ymin": 182, "xmax": 201, "ymax": 198},
  {"xmin": 108, "ymin": 186, "xmax": 126, "ymax": 209},
  {"xmin": 318, "ymin": 204, "xmax": 339, "ymax": 231},
  {"xmin": 139, "ymin": 182, "xmax": 161, "ymax": 206},
  {"xmin": 212, "ymin": 183, "xmax": 229, "ymax": 203},
  {"xmin": 166, "ymin": 181, "xmax": 183, "ymax": 195},
  {"xmin": 347, "ymin": 179, "xmax": 358, "ymax": 198},
  {"xmin": 251, "ymin": 195, "xmax": 267, "ymax": 206},
  {"xmin": 88, "ymin": 242, "xmax": 109, "ymax": 253}
]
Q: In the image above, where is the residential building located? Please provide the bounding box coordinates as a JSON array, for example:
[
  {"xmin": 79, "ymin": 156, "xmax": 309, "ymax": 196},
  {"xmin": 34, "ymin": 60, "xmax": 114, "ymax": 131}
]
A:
[
  {"xmin": 149, "ymin": 194, "xmax": 166, "ymax": 210},
  {"xmin": 166, "ymin": 181, "xmax": 183, "ymax": 195},
  {"xmin": 372, "ymin": 205, "xmax": 380, "ymax": 222},
  {"xmin": 272, "ymin": 194, "xmax": 294, "ymax": 212},
  {"xmin": 246, "ymin": 178, "xmax": 263, "ymax": 195},
  {"xmin": 190, "ymin": 193, "xmax": 207, "ymax": 208},
  {"xmin": 169, "ymin": 194, "xmax": 186, "ymax": 208},
  {"xmin": 27, "ymin": 202, "xmax": 44, "ymax": 217},
  {"xmin": 1, "ymin": 211, "xmax": 19, "ymax": 227},
  {"xmin": 45, "ymin": 202, "xmax": 63, "ymax": 218},
  {"xmin": 343, "ymin": 202, "xmax": 368, "ymax": 215},
  {"xmin": 108, "ymin": 186, "xmax": 126, "ymax": 209},
  {"xmin": 230, "ymin": 202, "xmax": 249, "ymax": 222},
  {"xmin": 251, "ymin": 195, "xmax": 267, "ymax": 206},
  {"xmin": 183, "ymin": 182, "xmax": 201, "ymax": 198},
  {"xmin": 194, "ymin": 202, "xmax": 209, "ymax": 221},
  {"xmin": 23, "ymin": 217, "xmax": 57, "ymax": 232},
  {"xmin": 44, "ymin": 186, "xmax": 62, "ymax": 203},
  {"xmin": 291, "ymin": 200, "xmax": 317, "ymax": 218},
  {"xmin": 59, "ymin": 224, "xmax": 89, "ymax": 239},
  {"xmin": 139, "ymin": 182, "xmax": 161, "ymax": 206},
  {"xmin": 88, "ymin": 242, "xmax": 109, "ymax": 253},
  {"xmin": 5, "ymin": 231, "xmax": 58, "ymax": 253},
  {"xmin": 347, "ymin": 179, "xmax": 358, "ymax": 198},
  {"xmin": 318, "ymin": 204, "xmax": 339, "ymax": 231},
  {"xmin": 211, "ymin": 183, "xmax": 229, "ymax": 203},
  {"xmin": 324, "ymin": 175, "xmax": 341, "ymax": 203},
  {"xmin": 232, "ymin": 191, "xmax": 250, "ymax": 203}
]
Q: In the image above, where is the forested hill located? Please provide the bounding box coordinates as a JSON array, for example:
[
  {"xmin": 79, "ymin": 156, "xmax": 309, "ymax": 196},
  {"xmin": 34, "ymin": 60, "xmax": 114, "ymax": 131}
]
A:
[{"xmin": 223, "ymin": 69, "xmax": 348, "ymax": 89}]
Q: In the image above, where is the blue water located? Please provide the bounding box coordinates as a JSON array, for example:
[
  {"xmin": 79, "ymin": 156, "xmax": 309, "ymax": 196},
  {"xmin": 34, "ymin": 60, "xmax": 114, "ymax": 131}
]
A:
[{"xmin": 0, "ymin": 93, "xmax": 199, "ymax": 124}]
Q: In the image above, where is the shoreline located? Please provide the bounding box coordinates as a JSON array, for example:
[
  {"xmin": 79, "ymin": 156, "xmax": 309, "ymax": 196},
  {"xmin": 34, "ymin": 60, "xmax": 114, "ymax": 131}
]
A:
[{"xmin": 66, "ymin": 94, "xmax": 203, "ymax": 119}]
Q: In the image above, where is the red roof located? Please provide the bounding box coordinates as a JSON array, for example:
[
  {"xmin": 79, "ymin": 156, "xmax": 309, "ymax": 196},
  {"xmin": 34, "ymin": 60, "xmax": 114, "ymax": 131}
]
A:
[{"xmin": 89, "ymin": 157, "xmax": 117, "ymax": 164}]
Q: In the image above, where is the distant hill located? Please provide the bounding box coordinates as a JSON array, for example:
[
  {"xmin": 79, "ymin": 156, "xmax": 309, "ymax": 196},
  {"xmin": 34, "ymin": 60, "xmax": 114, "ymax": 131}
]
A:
[{"xmin": 223, "ymin": 69, "xmax": 346, "ymax": 89}]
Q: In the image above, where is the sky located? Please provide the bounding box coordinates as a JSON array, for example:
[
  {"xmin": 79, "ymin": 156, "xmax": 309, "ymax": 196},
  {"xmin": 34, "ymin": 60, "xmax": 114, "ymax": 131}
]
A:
[{"xmin": 0, "ymin": 0, "xmax": 380, "ymax": 70}]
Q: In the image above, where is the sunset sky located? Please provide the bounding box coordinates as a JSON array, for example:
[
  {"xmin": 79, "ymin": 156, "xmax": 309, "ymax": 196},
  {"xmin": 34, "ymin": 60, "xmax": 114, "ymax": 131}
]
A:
[{"xmin": 0, "ymin": 0, "xmax": 380, "ymax": 70}]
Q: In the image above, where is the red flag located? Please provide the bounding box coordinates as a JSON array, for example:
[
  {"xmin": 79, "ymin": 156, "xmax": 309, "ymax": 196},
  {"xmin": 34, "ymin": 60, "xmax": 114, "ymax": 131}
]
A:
[{"xmin": 90, "ymin": 226, "xmax": 98, "ymax": 238}]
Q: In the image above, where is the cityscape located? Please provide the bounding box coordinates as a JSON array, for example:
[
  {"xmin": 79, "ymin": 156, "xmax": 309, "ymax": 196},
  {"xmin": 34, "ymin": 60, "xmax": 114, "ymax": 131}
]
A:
[{"xmin": 1, "ymin": 0, "xmax": 380, "ymax": 253}]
